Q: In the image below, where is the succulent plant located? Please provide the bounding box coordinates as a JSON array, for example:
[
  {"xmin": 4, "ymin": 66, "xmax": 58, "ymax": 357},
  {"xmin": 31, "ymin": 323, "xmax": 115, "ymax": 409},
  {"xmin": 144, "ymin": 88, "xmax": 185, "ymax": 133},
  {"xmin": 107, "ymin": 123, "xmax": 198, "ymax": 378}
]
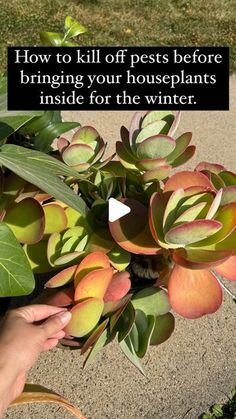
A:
[
  {"xmin": 56, "ymin": 126, "xmax": 113, "ymax": 173},
  {"xmin": 116, "ymin": 110, "xmax": 195, "ymax": 183}
]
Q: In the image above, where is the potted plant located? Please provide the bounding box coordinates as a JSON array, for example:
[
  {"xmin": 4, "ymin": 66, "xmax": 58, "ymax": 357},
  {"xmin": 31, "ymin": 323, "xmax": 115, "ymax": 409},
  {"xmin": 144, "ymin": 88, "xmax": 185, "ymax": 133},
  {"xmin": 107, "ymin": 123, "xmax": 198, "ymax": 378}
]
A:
[{"xmin": 0, "ymin": 108, "xmax": 235, "ymax": 374}]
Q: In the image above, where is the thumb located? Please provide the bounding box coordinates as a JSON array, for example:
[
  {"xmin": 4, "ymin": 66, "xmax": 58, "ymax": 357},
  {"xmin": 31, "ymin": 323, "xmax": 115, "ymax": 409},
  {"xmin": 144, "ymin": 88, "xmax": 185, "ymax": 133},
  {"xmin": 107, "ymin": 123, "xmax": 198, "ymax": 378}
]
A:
[{"xmin": 40, "ymin": 310, "xmax": 72, "ymax": 338}]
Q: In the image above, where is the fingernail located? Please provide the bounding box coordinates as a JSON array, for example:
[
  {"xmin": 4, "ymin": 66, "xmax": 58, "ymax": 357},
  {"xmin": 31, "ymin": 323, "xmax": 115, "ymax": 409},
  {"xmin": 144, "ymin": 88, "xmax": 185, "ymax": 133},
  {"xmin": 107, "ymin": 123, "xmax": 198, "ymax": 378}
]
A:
[{"xmin": 58, "ymin": 310, "xmax": 72, "ymax": 324}]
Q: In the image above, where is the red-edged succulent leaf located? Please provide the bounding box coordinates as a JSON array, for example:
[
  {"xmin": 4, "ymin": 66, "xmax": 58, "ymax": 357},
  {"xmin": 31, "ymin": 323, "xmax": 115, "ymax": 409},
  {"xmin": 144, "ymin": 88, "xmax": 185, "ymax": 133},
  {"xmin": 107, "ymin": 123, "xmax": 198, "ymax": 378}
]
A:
[
  {"xmin": 136, "ymin": 135, "xmax": 175, "ymax": 159},
  {"xmin": 80, "ymin": 318, "xmax": 109, "ymax": 355},
  {"xmin": 214, "ymin": 255, "xmax": 236, "ymax": 281},
  {"xmin": 57, "ymin": 137, "xmax": 70, "ymax": 153},
  {"xmin": 43, "ymin": 203, "xmax": 67, "ymax": 234},
  {"xmin": 150, "ymin": 312, "xmax": 175, "ymax": 345},
  {"xmin": 71, "ymin": 125, "xmax": 100, "ymax": 146},
  {"xmin": 35, "ymin": 286, "xmax": 74, "ymax": 307},
  {"xmin": 74, "ymin": 268, "xmax": 113, "ymax": 301},
  {"xmin": 165, "ymin": 219, "xmax": 222, "ymax": 246},
  {"xmin": 136, "ymin": 157, "xmax": 166, "ymax": 171},
  {"xmin": 45, "ymin": 265, "xmax": 77, "ymax": 288},
  {"xmin": 172, "ymin": 248, "xmax": 232, "ymax": 269},
  {"xmin": 195, "ymin": 161, "xmax": 225, "ymax": 174},
  {"xmin": 191, "ymin": 202, "xmax": 236, "ymax": 248},
  {"xmin": 164, "ymin": 171, "xmax": 214, "ymax": 192},
  {"xmin": 163, "ymin": 188, "xmax": 185, "ymax": 232},
  {"xmin": 65, "ymin": 298, "xmax": 104, "ymax": 337},
  {"xmin": 109, "ymin": 198, "xmax": 159, "ymax": 255},
  {"xmin": 174, "ymin": 202, "xmax": 207, "ymax": 224},
  {"xmin": 120, "ymin": 125, "xmax": 134, "ymax": 155},
  {"xmin": 103, "ymin": 271, "xmax": 131, "ymax": 302},
  {"xmin": 168, "ymin": 265, "xmax": 222, "ymax": 319},
  {"xmin": 142, "ymin": 165, "xmax": 171, "ymax": 183},
  {"xmin": 141, "ymin": 111, "xmax": 173, "ymax": 128},
  {"xmin": 4, "ymin": 198, "xmax": 45, "ymax": 244},
  {"xmin": 135, "ymin": 120, "xmax": 169, "ymax": 144},
  {"xmin": 74, "ymin": 252, "xmax": 110, "ymax": 287}
]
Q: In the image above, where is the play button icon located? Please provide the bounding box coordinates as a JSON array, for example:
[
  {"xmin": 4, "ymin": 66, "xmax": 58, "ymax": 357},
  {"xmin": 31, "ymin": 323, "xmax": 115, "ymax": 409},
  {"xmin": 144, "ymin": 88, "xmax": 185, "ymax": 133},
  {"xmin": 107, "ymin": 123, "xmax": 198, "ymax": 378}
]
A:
[{"xmin": 108, "ymin": 198, "xmax": 131, "ymax": 222}]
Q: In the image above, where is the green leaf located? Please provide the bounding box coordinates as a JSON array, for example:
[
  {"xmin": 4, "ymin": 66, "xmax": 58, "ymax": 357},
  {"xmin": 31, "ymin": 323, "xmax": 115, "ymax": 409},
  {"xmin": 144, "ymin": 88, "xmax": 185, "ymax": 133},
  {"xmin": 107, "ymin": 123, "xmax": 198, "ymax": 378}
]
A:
[
  {"xmin": 0, "ymin": 77, "xmax": 43, "ymax": 141},
  {"xmin": 134, "ymin": 311, "xmax": 155, "ymax": 358},
  {"xmin": 83, "ymin": 329, "xmax": 109, "ymax": 368},
  {"xmin": 64, "ymin": 16, "xmax": 87, "ymax": 39},
  {"xmin": 119, "ymin": 335, "xmax": 145, "ymax": 375},
  {"xmin": 34, "ymin": 122, "xmax": 80, "ymax": 152},
  {"xmin": 40, "ymin": 32, "xmax": 63, "ymax": 46},
  {"xmin": 117, "ymin": 302, "xmax": 136, "ymax": 342},
  {"xmin": 19, "ymin": 111, "xmax": 60, "ymax": 135},
  {"xmin": 131, "ymin": 287, "xmax": 170, "ymax": 317},
  {"xmin": 0, "ymin": 223, "xmax": 35, "ymax": 296},
  {"xmin": 0, "ymin": 144, "xmax": 88, "ymax": 216}
]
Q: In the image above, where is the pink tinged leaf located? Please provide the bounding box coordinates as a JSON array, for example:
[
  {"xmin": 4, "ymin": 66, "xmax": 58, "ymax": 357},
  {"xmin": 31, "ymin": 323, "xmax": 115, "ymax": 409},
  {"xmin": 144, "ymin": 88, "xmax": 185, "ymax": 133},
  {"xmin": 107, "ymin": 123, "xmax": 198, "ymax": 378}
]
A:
[
  {"xmin": 136, "ymin": 157, "xmax": 167, "ymax": 171},
  {"xmin": 214, "ymin": 255, "xmax": 236, "ymax": 281},
  {"xmin": 129, "ymin": 111, "xmax": 147, "ymax": 145},
  {"xmin": 3, "ymin": 197, "xmax": 45, "ymax": 244},
  {"xmin": 103, "ymin": 271, "xmax": 131, "ymax": 302},
  {"xmin": 172, "ymin": 248, "xmax": 232, "ymax": 269},
  {"xmin": 166, "ymin": 132, "xmax": 192, "ymax": 162},
  {"xmin": 74, "ymin": 267, "xmax": 114, "ymax": 301},
  {"xmin": 43, "ymin": 203, "xmax": 67, "ymax": 234},
  {"xmin": 109, "ymin": 198, "xmax": 159, "ymax": 255},
  {"xmin": 165, "ymin": 219, "xmax": 222, "ymax": 246},
  {"xmin": 206, "ymin": 189, "xmax": 223, "ymax": 219},
  {"xmin": 65, "ymin": 298, "xmax": 104, "ymax": 338},
  {"xmin": 163, "ymin": 188, "xmax": 185, "ymax": 232},
  {"xmin": 220, "ymin": 186, "xmax": 236, "ymax": 206},
  {"xmin": 168, "ymin": 265, "xmax": 222, "ymax": 319},
  {"xmin": 116, "ymin": 141, "xmax": 137, "ymax": 170},
  {"xmin": 191, "ymin": 202, "xmax": 236, "ymax": 247},
  {"xmin": 195, "ymin": 161, "xmax": 225, "ymax": 174},
  {"xmin": 136, "ymin": 135, "xmax": 175, "ymax": 160},
  {"xmin": 135, "ymin": 120, "xmax": 169, "ymax": 144},
  {"xmin": 45, "ymin": 265, "xmax": 77, "ymax": 288},
  {"xmin": 57, "ymin": 137, "xmax": 70, "ymax": 153},
  {"xmin": 141, "ymin": 165, "xmax": 171, "ymax": 183},
  {"xmin": 168, "ymin": 111, "xmax": 181, "ymax": 136},
  {"xmin": 62, "ymin": 144, "xmax": 94, "ymax": 166},
  {"xmin": 164, "ymin": 171, "xmax": 214, "ymax": 192},
  {"xmin": 34, "ymin": 287, "xmax": 74, "ymax": 307},
  {"xmin": 174, "ymin": 202, "xmax": 207, "ymax": 224},
  {"xmin": 171, "ymin": 145, "xmax": 196, "ymax": 168}
]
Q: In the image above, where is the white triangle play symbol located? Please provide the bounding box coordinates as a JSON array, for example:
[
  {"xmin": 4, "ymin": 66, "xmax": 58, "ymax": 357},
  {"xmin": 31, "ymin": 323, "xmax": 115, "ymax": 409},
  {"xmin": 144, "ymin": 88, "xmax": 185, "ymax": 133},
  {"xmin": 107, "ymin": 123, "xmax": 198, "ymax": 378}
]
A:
[{"xmin": 108, "ymin": 198, "xmax": 131, "ymax": 222}]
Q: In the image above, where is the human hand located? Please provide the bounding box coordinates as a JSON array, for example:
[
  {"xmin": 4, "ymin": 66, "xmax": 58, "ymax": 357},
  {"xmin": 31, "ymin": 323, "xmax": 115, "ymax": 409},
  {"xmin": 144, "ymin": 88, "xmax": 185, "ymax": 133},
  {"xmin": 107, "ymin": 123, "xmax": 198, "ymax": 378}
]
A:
[{"xmin": 0, "ymin": 304, "xmax": 72, "ymax": 416}]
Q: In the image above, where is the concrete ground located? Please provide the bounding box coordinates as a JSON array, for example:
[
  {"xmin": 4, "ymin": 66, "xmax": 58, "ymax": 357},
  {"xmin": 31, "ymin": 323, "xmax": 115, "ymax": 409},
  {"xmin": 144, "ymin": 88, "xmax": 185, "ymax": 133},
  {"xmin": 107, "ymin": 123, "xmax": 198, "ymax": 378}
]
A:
[{"xmin": 5, "ymin": 77, "xmax": 236, "ymax": 419}]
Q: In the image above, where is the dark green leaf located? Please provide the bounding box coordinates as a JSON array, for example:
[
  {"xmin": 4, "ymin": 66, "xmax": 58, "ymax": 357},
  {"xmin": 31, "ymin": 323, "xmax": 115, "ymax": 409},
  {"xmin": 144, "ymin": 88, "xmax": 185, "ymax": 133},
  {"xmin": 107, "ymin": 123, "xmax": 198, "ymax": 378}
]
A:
[
  {"xmin": 0, "ymin": 223, "xmax": 35, "ymax": 296},
  {"xmin": 0, "ymin": 144, "xmax": 88, "ymax": 216},
  {"xmin": 117, "ymin": 302, "xmax": 136, "ymax": 342},
  {"xmin": 134, "ymin": 310, "xmax": 155, "ymax": 358},
  {"xmin": 34, "ymin": 122, "xmax": 80, "ymax": 152}
]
